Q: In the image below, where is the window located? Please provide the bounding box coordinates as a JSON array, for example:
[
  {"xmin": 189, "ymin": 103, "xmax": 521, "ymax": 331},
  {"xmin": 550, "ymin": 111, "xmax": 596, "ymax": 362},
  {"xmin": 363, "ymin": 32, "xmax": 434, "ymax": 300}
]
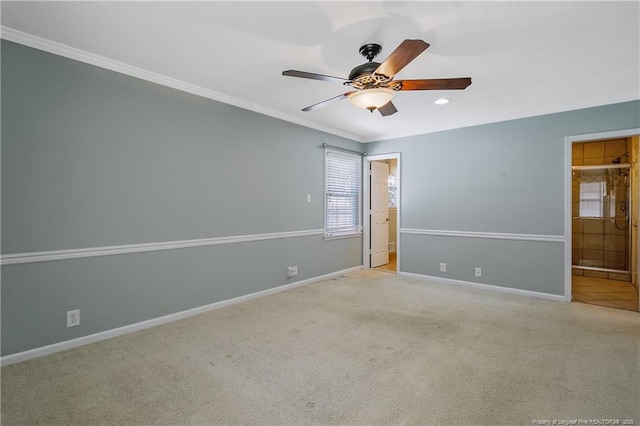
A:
[
  {"xmin": 325, "ymin": 148, "xmax": 362, "ymax": 237},
  {"xmin": 579, "ymin": 180, "xmax": 604, "ymax": 217},
  {"xmin": 388, "ymin": 174, "xmax": 399, "ymax": 207}
]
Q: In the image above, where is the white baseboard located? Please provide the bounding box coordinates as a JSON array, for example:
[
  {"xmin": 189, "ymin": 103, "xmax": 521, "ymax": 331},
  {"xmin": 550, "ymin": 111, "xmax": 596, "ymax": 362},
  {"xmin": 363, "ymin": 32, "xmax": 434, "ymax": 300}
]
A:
[
  {"xmin": 0, "ymin": 266, "xmax": 362, "ymax": 367},
  {"xmin": 398, "ymin": 272, "xmax": 567, "ymax": 302}
]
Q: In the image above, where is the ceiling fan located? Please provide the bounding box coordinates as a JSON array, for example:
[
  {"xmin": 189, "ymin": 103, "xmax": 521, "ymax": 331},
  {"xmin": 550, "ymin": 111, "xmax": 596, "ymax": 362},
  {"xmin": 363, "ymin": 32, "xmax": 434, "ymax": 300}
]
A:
[{"xmin": 282, "ymin": 39, "xmax": 472, "ymax": 116}]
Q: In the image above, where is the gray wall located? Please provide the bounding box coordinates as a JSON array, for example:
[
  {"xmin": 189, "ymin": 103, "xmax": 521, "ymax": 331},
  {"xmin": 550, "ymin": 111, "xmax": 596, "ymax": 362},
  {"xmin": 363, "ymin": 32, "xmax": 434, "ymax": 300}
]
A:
[
  {"xmin": 365, "ymin": 101, "xmax": 640, "ymax": 295},
  {"xmin": 1, "ymin": 41, "xmax": 363, "ymax": 356},
  {"xmin": 2, "ymin": 39, "xmax": 639, "ymax": 358}
]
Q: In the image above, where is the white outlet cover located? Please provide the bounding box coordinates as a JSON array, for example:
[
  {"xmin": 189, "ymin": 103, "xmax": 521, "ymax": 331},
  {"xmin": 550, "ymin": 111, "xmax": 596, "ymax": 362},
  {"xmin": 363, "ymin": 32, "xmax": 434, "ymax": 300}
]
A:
[
  {"xmin": 67, "ymin": 309, "xmax": 80, "ymax": 327},
  {"xmin": 286, "ymin": 266, "xmax": 298, "ymax": 278}
]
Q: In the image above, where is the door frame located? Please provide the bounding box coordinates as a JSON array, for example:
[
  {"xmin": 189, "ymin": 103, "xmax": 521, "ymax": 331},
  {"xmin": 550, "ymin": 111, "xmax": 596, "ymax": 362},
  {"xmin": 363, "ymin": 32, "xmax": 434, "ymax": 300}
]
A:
[
  {"xmin": 363, "ymin": 153, "xmax": 401, "ymax": 270},
  {"xmin": 564, "ymin": 128, "xmax": 640, "ymax": 301}
]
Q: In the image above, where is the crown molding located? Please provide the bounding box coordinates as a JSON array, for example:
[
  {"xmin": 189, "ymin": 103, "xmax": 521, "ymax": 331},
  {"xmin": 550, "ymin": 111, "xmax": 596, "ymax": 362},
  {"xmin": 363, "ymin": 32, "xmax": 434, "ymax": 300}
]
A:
[
  {"xmin": 0, "ymin": 26, "xmax": 365, "ymax": 143},
  {"xmin": 363, "ymin": 97, "xmax": 640, "ymax": 143}
]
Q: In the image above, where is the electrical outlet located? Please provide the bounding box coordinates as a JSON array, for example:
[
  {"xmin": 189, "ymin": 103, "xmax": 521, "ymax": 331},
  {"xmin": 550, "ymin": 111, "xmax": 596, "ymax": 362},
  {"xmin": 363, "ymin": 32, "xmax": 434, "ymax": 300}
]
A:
[
  {"xmin": 306, "ymin": 194, "xmax": 311, "ymax": 203},
  {"xmin": 440, "ymin": 263, "xmax": 447, "ymax": 272},
  {"xmin": 286, "ymin": 266, "xmax": 298, "ymax": 278},
  {"xmin": 475, "ymin": 267, "xmax": 482, "ymax": 277},
  {"xmin": 67, "ymin": 309, "xmax": 80, "ymax": 328}
]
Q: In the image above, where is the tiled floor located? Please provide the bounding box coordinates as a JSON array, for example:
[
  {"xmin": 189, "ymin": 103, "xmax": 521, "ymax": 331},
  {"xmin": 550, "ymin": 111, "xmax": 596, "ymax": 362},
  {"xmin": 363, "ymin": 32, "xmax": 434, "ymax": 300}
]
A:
[
  {"xmin": 572, "ymin": 275, "xmax": 639, "ymax": 312},
  {"xmin": 374, "ymin": 252, "xmax": 397, "ymax": 273}
]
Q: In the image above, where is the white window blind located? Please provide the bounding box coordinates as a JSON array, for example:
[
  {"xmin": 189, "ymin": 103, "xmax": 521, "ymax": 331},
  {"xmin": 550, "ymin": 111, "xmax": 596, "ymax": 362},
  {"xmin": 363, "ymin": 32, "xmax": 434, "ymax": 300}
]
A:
[
  {"xmin": 579, "ymin": 181, "xmax": 604, "ymax": 217},
  {"xmin": 325, "ymin": 149, "xmax": 362, "ymax": 237}
]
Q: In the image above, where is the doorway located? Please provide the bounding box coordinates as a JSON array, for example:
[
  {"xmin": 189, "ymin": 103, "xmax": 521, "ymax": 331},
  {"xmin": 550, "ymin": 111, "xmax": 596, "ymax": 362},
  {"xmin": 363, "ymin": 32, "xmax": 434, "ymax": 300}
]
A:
[
  {"xmin": 363, "ymin": 153, "xmax": 400, "ymax": 273},
  {"xmin": 566, "ymin": 131, "xmax": 640, "ymax": 311}
]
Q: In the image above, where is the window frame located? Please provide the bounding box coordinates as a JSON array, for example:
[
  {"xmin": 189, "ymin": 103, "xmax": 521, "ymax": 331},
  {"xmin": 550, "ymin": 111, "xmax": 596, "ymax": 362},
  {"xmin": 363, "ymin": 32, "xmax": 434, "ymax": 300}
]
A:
[{"xmin": 324, "ymin": 148, "xmax": 362, "ymax": 239}]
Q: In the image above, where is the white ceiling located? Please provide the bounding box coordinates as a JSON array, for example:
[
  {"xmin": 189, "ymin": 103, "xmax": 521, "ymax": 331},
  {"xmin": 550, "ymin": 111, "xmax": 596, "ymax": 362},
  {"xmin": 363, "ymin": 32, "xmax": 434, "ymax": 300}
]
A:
[{"xmin": 2, "ymin": 1, "xmax": 639, "ymax": 142}]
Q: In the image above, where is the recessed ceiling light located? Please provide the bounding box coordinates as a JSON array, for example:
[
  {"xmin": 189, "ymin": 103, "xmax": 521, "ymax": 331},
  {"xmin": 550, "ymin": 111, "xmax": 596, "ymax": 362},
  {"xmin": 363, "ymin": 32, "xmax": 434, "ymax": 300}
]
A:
[{"xmin": 434, "ymin": 98, "xmax": 450, "ymax": 105}]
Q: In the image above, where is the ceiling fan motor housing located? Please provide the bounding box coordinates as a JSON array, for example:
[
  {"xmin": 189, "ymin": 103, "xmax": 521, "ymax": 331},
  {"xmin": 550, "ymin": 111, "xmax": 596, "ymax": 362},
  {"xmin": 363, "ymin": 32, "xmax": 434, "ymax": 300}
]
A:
[
  {"xmin": 348, "ymin": 43, "xmax": 386, "ymax": 89},
  {"xmin": 348, "ymin": 62, "xmax": 380, "ymax": 82}
]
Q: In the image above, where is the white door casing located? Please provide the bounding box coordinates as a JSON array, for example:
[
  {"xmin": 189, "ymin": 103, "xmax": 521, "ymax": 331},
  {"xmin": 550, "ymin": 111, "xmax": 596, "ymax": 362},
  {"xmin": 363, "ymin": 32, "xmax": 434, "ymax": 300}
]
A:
[
  {"xmin": 632, "ymin": 136, "xmax": 639, "ymax": 288},
  {"xmin": 371, "ymin": 161, "xmax": 389, "ymax": 267},
  {"xmin": 564, "ymin": 128, "xmax": 640, "ymax": 301}
]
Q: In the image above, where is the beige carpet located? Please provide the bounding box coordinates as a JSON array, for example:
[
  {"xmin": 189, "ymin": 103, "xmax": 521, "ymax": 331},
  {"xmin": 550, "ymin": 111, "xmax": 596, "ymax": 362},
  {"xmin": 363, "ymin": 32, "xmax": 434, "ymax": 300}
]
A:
[{"xmin": 2, "ymin": 270, "xmax": 639, "ymax": 425}]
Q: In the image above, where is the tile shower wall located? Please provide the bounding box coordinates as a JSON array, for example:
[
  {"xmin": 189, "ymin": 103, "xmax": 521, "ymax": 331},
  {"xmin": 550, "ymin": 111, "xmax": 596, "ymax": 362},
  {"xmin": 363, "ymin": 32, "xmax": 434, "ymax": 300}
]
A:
[{"xmin": 572, "ymin": 138, "xmax": 631, "ymax": 281}]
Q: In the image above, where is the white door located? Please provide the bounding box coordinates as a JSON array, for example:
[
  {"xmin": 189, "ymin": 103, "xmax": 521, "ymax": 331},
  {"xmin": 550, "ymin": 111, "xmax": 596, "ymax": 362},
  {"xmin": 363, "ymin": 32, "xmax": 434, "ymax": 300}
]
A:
[{"xmin": 371, "ymin": 161, "xmax": 390, "ymax": 267}]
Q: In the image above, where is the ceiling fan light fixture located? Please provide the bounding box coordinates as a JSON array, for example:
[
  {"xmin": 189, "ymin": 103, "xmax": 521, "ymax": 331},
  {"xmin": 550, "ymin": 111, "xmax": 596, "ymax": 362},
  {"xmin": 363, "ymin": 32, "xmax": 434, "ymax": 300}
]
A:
[{"xmin": 348, "ymin": 88, "xmax": 396, "ymax": 112}]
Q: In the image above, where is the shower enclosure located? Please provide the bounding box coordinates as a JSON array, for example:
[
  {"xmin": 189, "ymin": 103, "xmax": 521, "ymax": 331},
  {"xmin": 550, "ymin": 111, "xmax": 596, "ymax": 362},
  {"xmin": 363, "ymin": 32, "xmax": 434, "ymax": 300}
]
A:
[{"xmin": 572, "ymin": 164, "xmax": 631, "ymax": 276}]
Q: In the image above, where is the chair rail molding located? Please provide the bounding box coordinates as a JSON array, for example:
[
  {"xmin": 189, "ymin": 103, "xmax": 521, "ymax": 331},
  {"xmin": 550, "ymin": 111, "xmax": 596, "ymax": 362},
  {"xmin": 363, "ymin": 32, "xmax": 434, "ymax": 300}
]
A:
[
  {"xmin": 400, "ymin": 228, "xmax": 565, "ymax": 243},
  {"xmin": 1, "ymin": 229, "xmax": 325, "ymax": 266}
]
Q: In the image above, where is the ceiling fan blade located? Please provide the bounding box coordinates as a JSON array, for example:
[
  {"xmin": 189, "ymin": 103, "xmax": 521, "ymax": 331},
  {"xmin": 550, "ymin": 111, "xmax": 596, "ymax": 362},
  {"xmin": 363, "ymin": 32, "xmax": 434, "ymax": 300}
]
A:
[
  {"xmin": 373, "ymin": 39, "xmax": 430, "ymax": 79},
  {"xmin": 397, "ymin": 78, "xmax": 472, "ymax": 91},
  {"xmin": 282, "ymin": 70, "xmax": 348, "ymax": 83},
  {"xmin": 378, "ymin": 101, "xmax": 398, "ymax": 117},
  {"xmin": 301, "ymin": 92, "xmax": 355, "ymax": 112}
]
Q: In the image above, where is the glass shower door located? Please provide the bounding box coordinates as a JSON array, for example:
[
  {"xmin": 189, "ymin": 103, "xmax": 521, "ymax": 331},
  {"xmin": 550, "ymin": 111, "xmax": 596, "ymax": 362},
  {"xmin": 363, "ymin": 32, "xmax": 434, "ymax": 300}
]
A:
[{"xmin": 572, "ymin": 165, "xmax": 630, "ymax": 272}]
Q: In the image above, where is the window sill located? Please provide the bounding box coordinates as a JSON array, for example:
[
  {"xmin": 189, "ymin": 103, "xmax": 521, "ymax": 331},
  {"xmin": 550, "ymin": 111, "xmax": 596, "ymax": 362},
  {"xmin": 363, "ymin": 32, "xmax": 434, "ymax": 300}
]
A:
[{"xmin": 324, "ymin": 232, "xmax": 363, "ymax": 241}]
